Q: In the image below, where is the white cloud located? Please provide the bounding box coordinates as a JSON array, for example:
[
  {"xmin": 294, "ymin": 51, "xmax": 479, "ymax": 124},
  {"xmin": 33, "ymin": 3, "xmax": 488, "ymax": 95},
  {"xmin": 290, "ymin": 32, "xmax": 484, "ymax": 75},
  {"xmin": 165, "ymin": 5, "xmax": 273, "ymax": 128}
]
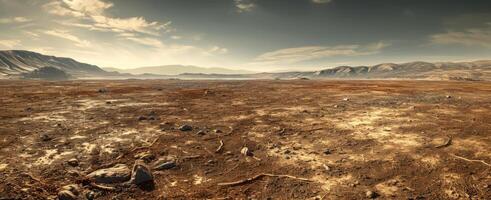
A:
[
  {"xmin": 44, "ymin": 0, "xmax": 172, "ymax": 36},
  {"xmin": 0, "ymin": 40, "xmax": 21, "ymax": 49},
  {"xmin": 312, "ymin": 0, "xmax": 333, "ymax": 4},
  {"xmin": 0, "ymin": 17, "xmax": 31, "ymax": 24},
  {"xmin": 124, "ymin": 37, "xmax": 164, "ymax": 48},
  {"xmin": 44, "ymin": 30, "xmax": 91, "ymax": 47},
  {"xmin": 207, "ymin": 46, "xmax": 229, "ymax": 55},
  {"xmin": 234, "ymin": 0, "xmax": 256, "ymax": 13},
  {"xmin": 431, "ymin": 26, "xmax": 491, "ymax": 48},
  {"xmin": 253, "ymin": 42, "xmax": 390, "ymax": 65}
]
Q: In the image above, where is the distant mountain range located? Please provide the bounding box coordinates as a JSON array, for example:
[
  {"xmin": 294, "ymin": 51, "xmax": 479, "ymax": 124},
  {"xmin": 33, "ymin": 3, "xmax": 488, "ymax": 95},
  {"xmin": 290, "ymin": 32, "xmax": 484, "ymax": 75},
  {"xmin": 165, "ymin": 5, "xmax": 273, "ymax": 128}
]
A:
[
  {"xmin": 0, "ymin": 50, "xmax": 490, "ymax": 81},
  {"xmin": 103, "ymin": 65, "xmax": 255, "ymax": 75},
  {"xmin": 0, "ymin": 50, "xmax": 106, "ymax": 77}
]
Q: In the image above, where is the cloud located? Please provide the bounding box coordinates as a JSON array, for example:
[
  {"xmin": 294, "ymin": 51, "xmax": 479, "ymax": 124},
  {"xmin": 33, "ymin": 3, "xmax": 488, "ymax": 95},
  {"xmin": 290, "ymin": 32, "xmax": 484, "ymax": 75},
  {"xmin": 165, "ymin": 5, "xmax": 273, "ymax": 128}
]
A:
[
  {"xmin": 0, "ymin": 17, "xmax": 31, "ymax": 24},
  {"xmin": 0, "ymin": 40, "xmax": 21, "ymax": 49},
  {"xmin": 44, "ymin": 0, "xmax": 172, "ymax": 36},
  {"xmin": 124, "ymin": 37, "xmax": 164, "ymax": 48},
  {"xmin": 207, "ymin": 46, "xmax": 229, "ymax": 55},
  {"xmin": 234, "ymin": 0, "xmax": 256, "ymax": 13},
  {"xmin": 430, "ymin": 25, "xmax": 491, "ymax": 48},
  {"xmin": 311, "ymin": 0, "xmax": 333, "ymax": 4},
  {"xmin": 44, "ymin": 30, "xmax": 91, "ymax": 47},
  {"xmin": 253, "ymin": 42, "xmax": 390, "ymax": 65}
]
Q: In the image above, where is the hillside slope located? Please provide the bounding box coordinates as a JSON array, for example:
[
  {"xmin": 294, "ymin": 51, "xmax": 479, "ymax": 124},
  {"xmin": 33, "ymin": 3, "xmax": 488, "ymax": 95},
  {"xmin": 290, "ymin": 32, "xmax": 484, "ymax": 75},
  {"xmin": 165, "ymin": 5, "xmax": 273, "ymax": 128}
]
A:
[
  {"xmin": 104, "ymin": 65, "xmax": 255, "ymax": 75},
  {"xmin": 0, "ymin": 50, "xmax": 106, "ymax": 77}
]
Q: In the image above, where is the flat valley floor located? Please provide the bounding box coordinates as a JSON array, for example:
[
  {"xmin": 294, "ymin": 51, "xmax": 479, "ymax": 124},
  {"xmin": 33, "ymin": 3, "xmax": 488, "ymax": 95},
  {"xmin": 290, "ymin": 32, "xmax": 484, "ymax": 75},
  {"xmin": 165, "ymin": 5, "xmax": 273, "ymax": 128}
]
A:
[{"xmin": 0, "ymin": 80, "xmax": 490, "ymax": 199}]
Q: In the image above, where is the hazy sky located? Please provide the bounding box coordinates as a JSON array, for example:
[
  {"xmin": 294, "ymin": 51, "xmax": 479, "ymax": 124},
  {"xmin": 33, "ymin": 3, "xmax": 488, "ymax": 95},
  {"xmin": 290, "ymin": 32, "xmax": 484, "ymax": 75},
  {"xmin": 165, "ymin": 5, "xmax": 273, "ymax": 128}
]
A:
[{"xmin": 0, "ymin": 0, "xmax": 490, "ymax": 71}]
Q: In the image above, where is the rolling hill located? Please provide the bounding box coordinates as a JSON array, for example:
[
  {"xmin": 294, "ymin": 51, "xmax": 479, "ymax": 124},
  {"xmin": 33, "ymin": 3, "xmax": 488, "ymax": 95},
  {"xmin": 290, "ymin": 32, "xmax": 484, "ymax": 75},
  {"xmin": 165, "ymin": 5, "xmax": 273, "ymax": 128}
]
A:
[
  {"xmin": 0, "ymin": 50, "xmax": 106, "ymax": 77},
  {"xmin": 103, "ymin": 65, "xmax": 255, "ymax": 76}
]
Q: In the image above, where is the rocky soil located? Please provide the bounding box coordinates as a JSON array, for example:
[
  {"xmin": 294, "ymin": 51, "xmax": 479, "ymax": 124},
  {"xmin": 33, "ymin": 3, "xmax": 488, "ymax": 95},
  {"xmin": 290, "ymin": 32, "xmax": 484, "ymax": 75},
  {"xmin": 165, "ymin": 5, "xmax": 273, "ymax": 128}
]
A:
[{"xmin": 0, "ymin": 80, "xmax": 490, "ymax": 199}]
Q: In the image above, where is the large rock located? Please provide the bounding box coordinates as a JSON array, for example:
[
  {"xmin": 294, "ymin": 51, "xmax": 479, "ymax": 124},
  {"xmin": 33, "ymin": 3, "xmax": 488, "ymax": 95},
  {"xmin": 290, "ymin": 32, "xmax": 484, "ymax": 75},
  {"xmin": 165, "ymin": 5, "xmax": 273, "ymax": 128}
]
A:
[
  {"xmin": 87, "ymin": 164, "xmax": 131, "ymax": 184},
  {"xmin": 131, "ymin": 160, "xmax": 154, "ymax": 185}
]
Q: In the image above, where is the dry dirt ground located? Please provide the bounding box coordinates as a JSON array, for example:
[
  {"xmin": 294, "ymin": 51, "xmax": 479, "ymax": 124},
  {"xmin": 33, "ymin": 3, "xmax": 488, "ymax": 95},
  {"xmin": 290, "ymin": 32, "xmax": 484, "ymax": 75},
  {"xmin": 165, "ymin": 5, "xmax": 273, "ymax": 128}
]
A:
[{"xmin": 0, "ymin": 80, "xmax": 490, "ymax": 200}]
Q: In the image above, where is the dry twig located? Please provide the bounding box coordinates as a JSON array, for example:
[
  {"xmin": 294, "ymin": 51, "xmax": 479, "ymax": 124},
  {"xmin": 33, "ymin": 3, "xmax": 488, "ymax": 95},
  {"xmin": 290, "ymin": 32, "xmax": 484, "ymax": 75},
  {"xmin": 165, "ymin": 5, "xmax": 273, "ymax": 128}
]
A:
[
  {"xmin": 216, "ymin": 140, "xmax": 224, "ymax": 153},
  {"xmin": 451, "ymin": 154, "xmax": 491, "ymax": 167},
  {"xmin": 89, "ymin": 183, "xmax": 116, "ymax": 191},
  {"xmin": 132, "ymin": 136, "xmax": 160, "ymax": 151},
  {"xmin": 217, "ymin": 173, "xmax": 312, "ymax": 186}
]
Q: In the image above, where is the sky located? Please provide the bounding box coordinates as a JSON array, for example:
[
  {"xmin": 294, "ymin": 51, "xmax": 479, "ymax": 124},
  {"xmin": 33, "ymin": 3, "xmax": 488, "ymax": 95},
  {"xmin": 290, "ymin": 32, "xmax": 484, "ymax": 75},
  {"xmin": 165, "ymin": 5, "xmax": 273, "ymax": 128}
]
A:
[{"xmin": 0, "ymin": 0, "xmax": 490, "ymax": 71}]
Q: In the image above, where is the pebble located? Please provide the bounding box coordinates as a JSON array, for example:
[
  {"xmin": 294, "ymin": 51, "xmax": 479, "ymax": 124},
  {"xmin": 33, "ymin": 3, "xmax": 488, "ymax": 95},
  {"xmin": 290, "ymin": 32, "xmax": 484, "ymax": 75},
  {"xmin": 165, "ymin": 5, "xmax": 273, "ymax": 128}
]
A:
[
  {"xmin": 154, "ymin": 160, "xmax": 176, "ymax": 170},
  {"xmin": 241, "ymin": 147, "xmax": 253, "ymax": 156},
  {"xmin": 179, "ymin": 124, "xmax": 193, "ymax": 131},
  {"xmin": 57, "ymin": 184, "xmax": 80, "ymax": 200},
  {"xmin": 67, "ymin": 158, "xmax": 79, "ymax": 167},
  {"xmin": 196, "ymin": 130, "xmax": 206, "ymax": 135},
  {"xmin": 366, "ymin": 190, "xmax": 379, "ymax": 199}
]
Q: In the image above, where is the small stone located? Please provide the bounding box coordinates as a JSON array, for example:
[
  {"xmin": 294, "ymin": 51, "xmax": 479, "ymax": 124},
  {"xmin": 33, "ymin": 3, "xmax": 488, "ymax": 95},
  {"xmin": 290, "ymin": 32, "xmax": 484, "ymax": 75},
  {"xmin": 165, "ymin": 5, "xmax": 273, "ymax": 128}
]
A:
[
  {"xmin": 196, "ymin": 130, "xmax": 206, "ymax": 135},
  {"xmin": 446, "ymin": 95, "xmax": 452, "ymax": 99},
  {"xmin": 284, "ymin": 149, "xmax": 291, "ymax": 154},
  {"xmin": 179, "ymin": 124, "xmax": 193, "ymax": 131},
  {"xmin": 241, "ymin": 147, "xmax": 253, "ymax": 156},
  {"xmin": 154, "ymin": 160, "xmax": 176, "ymax": 170},
  {"xmin": 323, "ymin": 149, "xmax": 332, "ymax": 155},
  {"xmin": 85, "ymin": 190, "xmax": 96, "ymax": 200},
  {"xmin": 40, "ymin": 134, "xmax": 52, "ymax": 142},
  {"xmin": 343, "ymin": 97, "xmax": 350, "ymax": 101},
  {"xmin": 105, "ymin": 101, "xmax": 112, "ymax": 104},
  {"xmin": 131, "ymin": 160, "xmax": 154, "ymax": 185},
  {"xmin": 366, "ymin": 190, "xmax": 379, "ymax": 199},
  {"xmin": 58, "ymin": 190, "xmax": 77, "ymax": 200},
  {"xmin": 97, "ymin": 88, "xmax": 108, "ymax": 93},
  {"xmin": 214, "ymin": 129, "xmax": 223, "ymax": 134},
  {"xmin": 67, "ymin": 158, "xmax": 79, "ymax": 167},
  {"xmin": 138, "ymin": 116, "xmax": 148, "ymax": 121},
  {"xmin": 58, "ymin": 184, "xmax": 80, "ymax": 200},
  {"xmin": 87, "ymin": 164, "xmax": 131, "ymax": 184}
]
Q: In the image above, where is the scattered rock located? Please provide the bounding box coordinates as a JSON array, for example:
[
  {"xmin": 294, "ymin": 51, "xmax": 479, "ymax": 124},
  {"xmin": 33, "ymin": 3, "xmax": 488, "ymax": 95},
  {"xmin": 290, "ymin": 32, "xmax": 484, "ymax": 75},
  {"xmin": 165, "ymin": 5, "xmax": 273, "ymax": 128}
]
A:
[
  {"xmin": 366, "ymin": 190, "xmax": 379, "ymax": 199},
  {"xmin": 214, "ymin": 129, "xmax": 223, "ymax": 134},
  {"xmin": 284, "ymin": 149, "xmax": 291, "ymax": 154},
  {"xmin": 196, "ymin": 130, "xmax": 206, "ymax": 135},
  {"xmin": 323, "ymin": 149, "xmax": 332, "ymax": 155},
  {"xmin": 40, "ymin": 134, "xmax": 52, "ymax": 142},
  {"xmin": 131, "ymin": 160, "xmax": 154, "ymax": 185},
  {"xmin": 154, "ymin": 160, "xmax": 176, "ymax": 170},
  {"xmin": 67, "ymin": 158, "xmax": 79, "ymax": 167},
  {"xmin": 241, "ymin": 147, "xmax": 253, "ymax": 156},
  {"xmin": 85, "ymin": 190, "xmax": 96, "ymax": 200},
  {"xmin": 153, "ymin": 156, "xmax": 177, "ymax": 170},
  {"xmin": 58, "ymin": 184, "xmax": 80, "ymax": 200},
  {"xmin": 179, "ymin": 124, "xmax": 193, "ymax": 131},
  {"xmin": 97, "ymin": 88, "xmax": 108, "ymax": 93},
  {"xmin": 138, "ymin": 116, "xmax": 148, "ymax": 121},
  {"xmin": 87, "ymin": 164, "xmax": 131, "ymax": 184}
]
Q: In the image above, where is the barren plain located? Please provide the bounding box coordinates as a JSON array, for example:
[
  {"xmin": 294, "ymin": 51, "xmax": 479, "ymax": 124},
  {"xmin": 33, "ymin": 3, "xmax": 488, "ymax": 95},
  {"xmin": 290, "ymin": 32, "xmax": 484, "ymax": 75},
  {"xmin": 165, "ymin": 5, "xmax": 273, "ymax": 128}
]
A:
[{"xmin": 0, "ymin": 80, "xmax": 490, "ymax": 199}]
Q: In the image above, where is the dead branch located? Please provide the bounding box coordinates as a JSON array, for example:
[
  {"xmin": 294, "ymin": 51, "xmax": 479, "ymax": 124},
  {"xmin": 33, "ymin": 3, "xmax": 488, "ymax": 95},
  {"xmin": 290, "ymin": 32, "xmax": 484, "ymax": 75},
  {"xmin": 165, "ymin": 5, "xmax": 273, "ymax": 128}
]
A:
[
  {"xmin": 435, "ymin": 137, "xmax": 452, "ymax": 148},
  {"xmin": 89, "ymin": 183, "xmax": 116, "ymax": 191},
  {"xmin": 217, "ymin": 173, "xmax": 312, "ymax": 187},
  {"xmin": 216, "ymin": 140, "xmax": 224, "ymax": 153},
  {"xmin": 132, "ymin": 136, "xmax": 160, "ymax": 151},
  {"xmin": 451, "ymin": 154, "xmax": 491, "ymax": 167},
  {"xmin": 180, "ymin": 155, "xmax": 202, "ymax": 160}
]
